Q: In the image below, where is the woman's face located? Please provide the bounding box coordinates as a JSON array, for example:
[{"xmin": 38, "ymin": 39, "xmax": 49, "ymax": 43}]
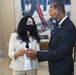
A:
[
  {"xmin": 26, "ymin": 17, "xmax": 34, "ymax": 36},
  {"xmin": 27, "ymin": 17, "xmax": 34, "ymax": 25}
]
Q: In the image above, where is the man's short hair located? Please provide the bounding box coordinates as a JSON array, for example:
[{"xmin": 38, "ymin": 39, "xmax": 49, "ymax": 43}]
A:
[{"xmin": 52, "ymin": 2, "xmax": 65, "ymax": 13}]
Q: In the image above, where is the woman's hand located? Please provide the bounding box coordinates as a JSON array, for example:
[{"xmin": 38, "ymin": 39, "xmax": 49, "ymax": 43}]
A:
[
  {"xmin": 14, "ymin": 48, "xmax": 25, "ymax": 59},
  {"xmin": 18, "ymin": 48, "xmax": 25, "ymax": 56}
]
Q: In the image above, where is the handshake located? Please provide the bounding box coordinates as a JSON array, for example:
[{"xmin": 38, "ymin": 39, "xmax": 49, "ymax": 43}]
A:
[
  {"xmin": 15, "ymin": 48, "xmax": 37, "ymax": 59},
  {"xmin": 25, "ymin": 49, "xmax": 37, "ymax": 59}
]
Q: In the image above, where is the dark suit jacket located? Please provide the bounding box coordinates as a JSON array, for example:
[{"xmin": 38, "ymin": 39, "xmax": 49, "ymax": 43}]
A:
[{"xmin": 37, "ymin": 17, "xmax": 76, "ymax": 75}]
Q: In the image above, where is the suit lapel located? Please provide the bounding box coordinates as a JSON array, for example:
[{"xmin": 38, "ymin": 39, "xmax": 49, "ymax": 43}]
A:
[
  {"xmin": 30, "ymin": 39, "xmax": 36, "ymax": 49},
  {"xmin": 52, "ymin": 25, "xmax": 62, "ymax": 37},
  {"xmin": 52, "ymin": 17, "xmax": 68, "ymax": 36},
  {"xmin": 55, "ymin": 25, "xmax": 61, "ymax": 32}
]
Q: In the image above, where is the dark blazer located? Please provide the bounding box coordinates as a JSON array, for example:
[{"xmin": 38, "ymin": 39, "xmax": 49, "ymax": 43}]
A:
[{"xmin": 36, "ymin": 17, "xmax": 76, "ymax": 75}]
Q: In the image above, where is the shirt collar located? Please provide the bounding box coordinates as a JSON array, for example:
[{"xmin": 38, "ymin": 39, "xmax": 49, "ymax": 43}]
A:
[
  {"xmin": 59, "ymin": 15, "xmax": 67, "ymax": 25},
  {"xmin": 29, "ymin": 36, "xmax": 33, "ymax": 42}
]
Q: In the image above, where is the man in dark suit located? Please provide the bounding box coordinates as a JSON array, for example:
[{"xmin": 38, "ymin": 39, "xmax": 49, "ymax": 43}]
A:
[{"xmin": 25, "ymin": 2, "xmax": 76, "ymax": 75}]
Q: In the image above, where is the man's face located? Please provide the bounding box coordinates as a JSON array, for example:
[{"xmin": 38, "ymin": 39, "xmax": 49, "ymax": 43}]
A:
[{"xmin": 49, "ymin": 4, "xmax": 59, "ymax": 18}]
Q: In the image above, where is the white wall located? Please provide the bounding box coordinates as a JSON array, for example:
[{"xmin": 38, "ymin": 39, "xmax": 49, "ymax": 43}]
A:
[
  {"xmin": 0, "ymin": 0, "xmax": 15, "ymax": 57},
  {"xmin": 70, "ymin": 0, "xmax": 76, "ymax": 27}
]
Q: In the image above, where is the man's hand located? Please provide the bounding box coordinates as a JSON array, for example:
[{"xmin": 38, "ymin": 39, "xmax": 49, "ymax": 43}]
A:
[{"xmin": 25, "ymin": 49, "xmax": 36, "ymax": 59}]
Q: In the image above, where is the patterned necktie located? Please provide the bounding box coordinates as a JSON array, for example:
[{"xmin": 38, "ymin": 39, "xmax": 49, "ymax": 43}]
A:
[{"xmin": 51, "ymin": 24, "xmax": 59, "ymax": 35}]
